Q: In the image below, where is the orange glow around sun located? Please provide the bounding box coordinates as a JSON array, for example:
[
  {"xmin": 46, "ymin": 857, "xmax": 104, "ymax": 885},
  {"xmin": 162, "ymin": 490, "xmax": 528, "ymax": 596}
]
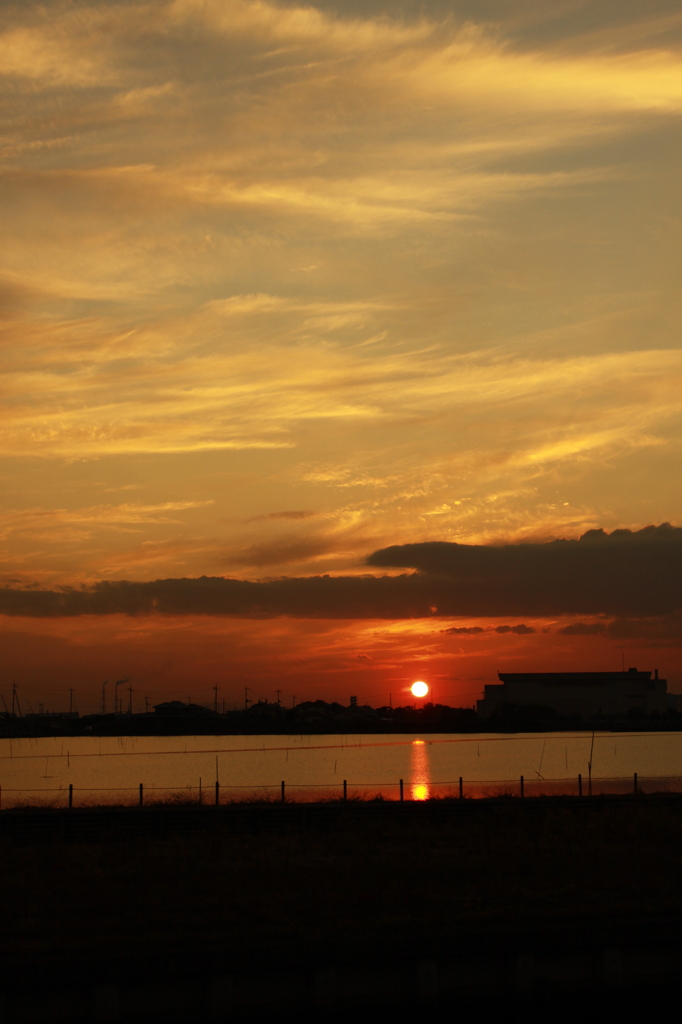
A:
[{"xmin": 411, "ymin": 681, "xmax": 429, "ymax": 698}]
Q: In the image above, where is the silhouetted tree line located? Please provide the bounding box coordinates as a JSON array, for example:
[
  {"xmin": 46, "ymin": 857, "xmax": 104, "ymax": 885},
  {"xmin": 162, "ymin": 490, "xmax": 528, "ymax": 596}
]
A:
[{"xmin": 0, "ymin": 698, "xmax": 679, "ymax": 737}]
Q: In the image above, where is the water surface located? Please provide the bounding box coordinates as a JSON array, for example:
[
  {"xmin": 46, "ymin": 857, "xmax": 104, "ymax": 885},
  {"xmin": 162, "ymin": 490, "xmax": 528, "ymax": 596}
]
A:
[{"xmin": 1, "ymin": 731, "xmax": 682, "ymax": 805}]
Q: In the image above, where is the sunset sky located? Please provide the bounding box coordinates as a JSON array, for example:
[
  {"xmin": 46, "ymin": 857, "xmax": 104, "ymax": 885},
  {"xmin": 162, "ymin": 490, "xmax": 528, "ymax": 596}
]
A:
[{"xmin": 1, "ymin": 0, "xmax": 681, "ymax": 712}]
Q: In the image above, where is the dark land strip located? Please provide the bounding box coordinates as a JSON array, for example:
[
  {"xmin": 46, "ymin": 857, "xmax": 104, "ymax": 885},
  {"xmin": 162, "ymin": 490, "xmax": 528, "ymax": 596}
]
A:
[
  {"xmin": 1, "ymin": 796, "xmax": 682, "ymax": 1019},
  {"xmin": 4, "ymin": 704, "xmax": 682, "ymax": 738}
]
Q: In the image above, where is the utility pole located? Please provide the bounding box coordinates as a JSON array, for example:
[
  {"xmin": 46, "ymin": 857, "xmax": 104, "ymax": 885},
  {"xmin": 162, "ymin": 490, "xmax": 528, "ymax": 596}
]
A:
[
  {"xmin": 128, "ymin": 687, "xmax": 133, "ymax": 715},
  {"xmin": 244, "ymin": 687, "xmax": 250, "ymax": 710},
  {"xmin": 213, "ymin": 685, "xmax": 219, "ymax": 714},
  {"xmin": 276, "ymin": 689, "xmax": 282, "ymax": 706},
  {"xmin": 11, "ymin": 684, "xmax": 23, "ymax": 717},
  {"xmin": 114, "ymin": 679, "xmax": 128, "ymax": 714}
]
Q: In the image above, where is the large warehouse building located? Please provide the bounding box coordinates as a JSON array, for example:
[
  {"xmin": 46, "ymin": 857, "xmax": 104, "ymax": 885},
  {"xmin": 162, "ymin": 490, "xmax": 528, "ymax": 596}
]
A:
[{"xmin": 477, "ymin": 668, "xmax": 667, "ymax": 719}]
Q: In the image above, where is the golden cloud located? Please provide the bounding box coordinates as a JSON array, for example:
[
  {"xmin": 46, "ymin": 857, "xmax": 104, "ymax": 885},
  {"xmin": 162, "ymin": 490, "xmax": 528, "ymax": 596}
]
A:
[{"xmin": 0, "ymin": 0, "xmax": 680, "ymax": 590}]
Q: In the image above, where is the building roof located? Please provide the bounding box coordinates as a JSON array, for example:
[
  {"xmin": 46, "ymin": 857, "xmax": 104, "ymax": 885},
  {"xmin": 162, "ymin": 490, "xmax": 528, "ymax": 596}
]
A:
[{"xmin": 498, "ymin": 669, "xmax": 657, "ymax": 685}]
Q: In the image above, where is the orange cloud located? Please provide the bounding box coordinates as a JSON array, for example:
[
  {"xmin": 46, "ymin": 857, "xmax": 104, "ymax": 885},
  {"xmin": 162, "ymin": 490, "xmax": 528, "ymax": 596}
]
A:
[{"xmin": 0, "ymin": 0, "xmax": 680, "ymax": 618}]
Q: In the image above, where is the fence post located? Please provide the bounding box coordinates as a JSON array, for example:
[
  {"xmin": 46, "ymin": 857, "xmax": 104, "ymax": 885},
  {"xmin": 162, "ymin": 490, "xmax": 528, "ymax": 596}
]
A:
[
  {"xmin": 139, "ymin": 783, "xmax": 143, "ymax": 807},
  {"xmin": 215, "ymin": 780, "xmax": 220, "ymax": 806},
  {"xmin": 520, "ymin": 776, "xmax": 524, "ymax": 799},
  {"xmin": 281, "ymin": 780, "xmax": 285, "ymax": 804},
  {"xmin": 68, "ymin": 784, "xmax": 73, "ymax": 809},
  {"xmin": 343, "ymin": 779, "xmax": 347, "ymax": 802},
  {"xmin": 634, "ymin": 772, "xmax": 638, "ymax": 795},
  {"xmin": 459, "ymin": 777, "xmax": 463, "ymax": 800},
  {"xmin": 399, "ymin": 778, "xmax": 404, "ymax": 802},
  {"xmin": 578, "ymin": 773, "xmax": 582, "ymax": 797}
]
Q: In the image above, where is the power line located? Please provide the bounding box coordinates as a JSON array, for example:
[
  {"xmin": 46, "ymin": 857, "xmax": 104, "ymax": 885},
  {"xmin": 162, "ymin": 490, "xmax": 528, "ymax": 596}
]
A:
[{"xmin": 0, "ymin": 732, "xmax": 629, "ymax": 761}]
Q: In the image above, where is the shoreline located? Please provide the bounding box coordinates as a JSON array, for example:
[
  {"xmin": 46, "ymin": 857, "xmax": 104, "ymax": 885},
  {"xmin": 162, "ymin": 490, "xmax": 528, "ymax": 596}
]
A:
[
  {"xmin": 2, "ymin": 718, "xmax": 681, "ymax": 739},
  {"xmin": 2, "ymin": 786, "xmax": 682, "ymax": 816}
]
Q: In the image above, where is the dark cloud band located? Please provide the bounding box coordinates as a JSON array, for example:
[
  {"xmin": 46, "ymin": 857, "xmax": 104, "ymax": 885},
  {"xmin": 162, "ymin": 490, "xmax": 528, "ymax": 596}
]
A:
[
  {"xmin": 367, "ymin": 524, "xmax": 682, "ymax": 617},
  {"xmin": 442, "ymin": 624, "xmax": 536, "ymax": 635},
  {"xmin": 0, "ymin": 524, "xmax": 679, "ymax": 621}
]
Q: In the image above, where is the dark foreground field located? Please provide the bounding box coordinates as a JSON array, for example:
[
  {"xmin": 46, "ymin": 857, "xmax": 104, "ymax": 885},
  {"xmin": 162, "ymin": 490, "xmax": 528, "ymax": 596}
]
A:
[{"xmin": 2, "ymin": 795, "xmax": 682, "ymax": 1021}]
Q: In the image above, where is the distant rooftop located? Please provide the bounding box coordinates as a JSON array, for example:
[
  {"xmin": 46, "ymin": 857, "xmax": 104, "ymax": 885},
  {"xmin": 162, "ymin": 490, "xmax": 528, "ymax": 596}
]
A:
[{"xmin": 498, "ymin": 669, "xmax": 659, "ymax": 683}]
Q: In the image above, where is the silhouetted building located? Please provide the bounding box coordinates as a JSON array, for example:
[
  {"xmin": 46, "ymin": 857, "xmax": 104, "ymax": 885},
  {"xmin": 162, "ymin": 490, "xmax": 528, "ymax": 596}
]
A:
[
  {"xmin": 291, "ymin": 700, "xmax": 378, "ymax": 725},
  {"xmin": 153, "ymin": 701, "xmax": 213, "ymax": 716},
  {"xmin": 245, "ymin": 701, "xmax": 282, "ymax": 719},
  {"xmin": 477, "ymin": 668, "xmax": 667, "ymax": 719}
]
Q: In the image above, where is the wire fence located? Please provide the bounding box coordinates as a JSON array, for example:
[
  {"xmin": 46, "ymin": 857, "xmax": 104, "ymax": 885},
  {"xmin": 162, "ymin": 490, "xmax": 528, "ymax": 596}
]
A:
[{"xmin": 2, "ymin": 774, "xmax": 682, "ymax": 808}]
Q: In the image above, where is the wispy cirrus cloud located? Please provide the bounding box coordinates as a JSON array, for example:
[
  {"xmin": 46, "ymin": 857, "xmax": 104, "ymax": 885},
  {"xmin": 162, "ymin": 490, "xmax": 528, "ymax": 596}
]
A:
[
  {"xmin": 2, "ymin": 290, "xmax": 681, "ymax": 459},
  {"xmin": 0, "ymin": 501, "xmax": 213, "ymax": 539},
  {"xmin": 0, "ymin": 0, "xmax": 680, "ymax": 603}
]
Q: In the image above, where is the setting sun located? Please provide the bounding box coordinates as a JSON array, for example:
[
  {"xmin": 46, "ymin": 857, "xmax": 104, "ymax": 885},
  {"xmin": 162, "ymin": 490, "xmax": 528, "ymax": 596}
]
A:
[{"xmin": 411, "ymin": 681, "xmax": 429, "ymax": 698}]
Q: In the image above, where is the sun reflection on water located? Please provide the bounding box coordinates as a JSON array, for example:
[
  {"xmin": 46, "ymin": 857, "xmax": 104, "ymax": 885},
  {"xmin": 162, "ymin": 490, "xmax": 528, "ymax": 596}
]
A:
[{"xmin": 410, "ymin": 739, "xmax": 430, "ymax": 800}]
